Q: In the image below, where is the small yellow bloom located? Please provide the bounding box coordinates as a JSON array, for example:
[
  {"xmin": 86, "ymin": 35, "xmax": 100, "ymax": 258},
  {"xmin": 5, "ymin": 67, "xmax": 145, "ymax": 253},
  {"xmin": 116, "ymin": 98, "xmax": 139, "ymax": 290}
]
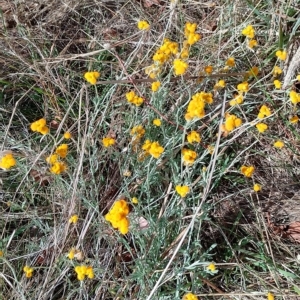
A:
[
  {"xmin": 0, "ymin": 153, "xmax": 16, "ymax": 169},
  {"xmin": 253, "ymin": 183, "xmax": 262, "ymax": 192},
  {"xmin": 181, "ymin": 47, "xmax": 189, "ymax": 59},
  {"xmin": 69, "ymin": 214, "xmax": 79, "ymax": 224},
  {"xmin": 102, "ymin": 137, "xmax": 115, "ymax": 148},
  {"xmin": 132, "ymin": 197, "xmax": 138, "ymax": 204},
  {"xmin": 153, "ymin": 119, "xmax": 162, "ymax": 126},
  {"xmin": 84, "ymin": 71, "xmax": 100, "ymax": 85},
  {"xmin": 290, "ymin": 115, "xmax": 299, "ymax": 123},
  {"xmin": 173, "ymin": 59, "xmax": 188, "ymax": 76},
  {"xmin": 242, "ymin": 25, "xmax": 255, "ymax": 39},
  {"xmin": 273, "ymin": 66, "xmax": 282, "ymax": 76},
  {"xmin": 204, "ymin": 65, "xmax": 213, "ymax": 74},
  {"xmin": 74, "ymin": 265, "xmax": 94, "ymax": 280},
  {"xmin": 273, "ymin": 80, "xmax": 281, "ymax": 89},
  {"xmin": 67, "ymin": 248, "xmax": 76, "ymax": 260},
  {"xmin": 130, "ymin": 125, "xmax": 145, "ymax": 139},
  {"xmin": 290, "ymin": 90, "xmax": 300, "ymax": 105},
  {"xmin": 182, "ymin": 292, "xmax": 198, "ymax": 300},
  {"xmin": 64, "ymin": 132, "xmax": 72, "ymax": 139},
  {"xmin": 46, "ymin": 154, "xmax": 58, "ymax": 164},
  {"xmin": 0, "ymin": 250, "xmax": 3, "ymax": 257},
  {"xmin": 23, "ymin": 265, "xmax": 34, "ymax": 278},
  {"xmin": 229, "ymin": 93, "xmax": 243, "ymax": 106},
  {"xmin": 175, "ymin": 185, "xmax": 190, "ymax": 197},
  {"xmin": 237, "ymin": 81, "xmax": 249, "ymax": 93},
  {"xmin": 240, "ymin": 165, "xmax": 255, "ymax": 177},
  {"xmin": 55, "ymin": 144, "xmax": 68, "ymax": 158},
  {"xmin": 256, "ymin": 123, "xmax": 268, "ymax": 133},
  {"xmin": 223, "ymin": 114, "xmax": 242, "ymax": 132},
  {"xmin": 50, "ymin": 161, "xmax": 66, "ymax": 174},
  {"xmin": 226, "ymin": 57, "xmax": 235, "ymax": 67},
  {"xmin": 248, "ymin": 39, "xmax": 258, "ymax": 48},
  {"xmin": 182, "ymin": 148, "xmax": 197, "ymax": 166},
  {"xmin": 126, "ymin": 90, "xmax": 144, "ymax": 106},
  {"xmin": 273, "ymin": 140, "xmax": 284, "ymax": 149},
  {"xmin": 149, "ymin": 141, "xmax": 164, "ymax": 159},
  {"xmin": 267, "ymin": 292, "xmax": 274, "ymax": 300},
  {"xmin": 151, "ymin": 81, "xmax": 161, "ymax": 92},
  {"xmin": 30, "ymin": 118, "xmax": 49, "ymax": 135},
  {"xmin": 276, "ymin": 50, "xmax": 287, "ymax": 61},
  {"xmin": 207, "ymin": 263, "xmax": 216, "ymax": 272},
  {"xmin": 187, "ymin": 131, "xmax": 201, "ymax": 143},
  {"xmin": 214, "ymin": 80, "xmax": 226, "ymax": 89},
  {"xmin": 137, "ymin": 20, "xmax": 150, "ymax": 30},
  {"xmin": 248, "ymin": 66, "xmax": 259, "ymax": 77},
  {"xmin": 258, "ymin": 105, "xmax": 271, "ymax": 119}
]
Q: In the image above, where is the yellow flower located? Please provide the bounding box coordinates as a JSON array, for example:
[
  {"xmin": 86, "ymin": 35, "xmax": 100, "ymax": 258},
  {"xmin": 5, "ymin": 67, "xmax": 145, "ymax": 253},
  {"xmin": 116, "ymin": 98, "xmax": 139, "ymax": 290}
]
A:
[
  {"xmin": 30, "ymin": 118, "xmax": 49, "ymax": 135},
  {"xmin": 214, "ymin": 80, "xmax": 226, "ymax": 89},
  {"xmin": 23, "ymin": 265, "xmax": 34, "ymax": 278},
  {"xmin": 153, "ymin": 119, "xmax": 162, "ymax": 126},
  {"xmin": 64, "ymin": 132, "xmax": 72, "ymax": 139},
  {"xmin": 273, "ymin": 80, "xmax": 281, "ymax": 89},
  {"xmin": 182, "ymin": 292, "xmax": 198, "ymax": 300},
  {"xmin": 142, "ymin": 139, "xmax": 152, "ymax": 153},
  {"xmin": 149, "ymin": 141, "xmax": 164, "ymax": 158},
  {"xmin": 276, "ymin": 50, "xmax": 287, "ymax": 61},
  {"xmin": 102, "ymin": 137, "xmax": 115, "ymax": 148},
  {"xmin": 226, "ymin": 57, "xmax": 235, "ymax": 67},
  {"xmin": 175, "ymin": 185, "xmax": 190, "ymax": 197},
  {"xmin": 248, "ymin": 39, "xmax": 258, "ymax": 48},
  {"xmin": 253, "ymin": 183, "xmax": 262, "ymax": 192},
  {"xmin": 125, "ymin": 90, "xmax": 144, "ymax": 106},
  {"xmin": 237, "ymin": 81, "xmax": 249, "ymax": 93},
  {"xmin": 55, "ymin": 144, "xmax": 68, "ymax": 158},
  {"xmin": 229, "ymin": 93, "xmax": 243, "ymax": 106},
  {"xmin": 256, "ymin": 123, "xmax": 268, "ymax": 133},
  {"xmin": 130, "ymin": 125, "xmax": 145, "ymax": 138},
  {"xmin": 0, "ymin": 153, "xmax": 16, "ymax": 169},
  {"xmin": 240, "ymin": 165, "xmax": 255, "ymax": 177},
  {"xmin": 46, "ymin": 154, "xmax": 58, "ymax": 164},
  {"xmin": 151, "ymin": 81, "xmax": 161, "ymax": 92},
  {"xmin": 258, "ymin": 105, "xmax": 271, "ymax": 119},
  {"xmin": 273, "ymin": 66, "xmax": 282, "ymax": 76},
  {"xmin": 74, "ymin": 265, "xmax": 94, "ymax": 280},
  {"xmin": 137, "ymin": 20, "xmax": 150, "ymax": 30},
  {"xmin": 184, "ymin": 22, "xmax": 197, "ymax": 35},
  {"xmin": 248, "ymin": 66, "xmax": 259, "ymax": 77},
  {"xmin": 182, "ymin": 148, "xmax": 197, "ymax": 166},
  {"xmin": 204, "ymin": 65, "xmax": 213, "ymax": 74},
  {"xmin": 207, "ymin": 263, "xmax": 216, "ymax": 272},
  {"xmin": 290, "ymin": 115, "xmax": 299, "ymax": 123},
  {"xmin": 181, "ymin": 47, "xmax": 189, "ymax": 59},
  {"xmin": 50, "ymin": 161, "xmax": 66, "ymax": 174},
  {"xmin": 132, "ymin": 197, "xmax": 138, "ymax": 204},
  {"xmin": 273, "ymin": 140, "xmax": 284, "ymax": 149},
  {"xmin": 290, "ymin": 90, "xmax": 300, "ymax": 105},
  {"xmin": 242, "ymin": 25, "xmax": 255, "ymax": 38},
  {"xmin": 69, "ymin": 214, "xmax": 79, "ymax": 224},
  {"xmin": 0, "ymin": 250, "xmax": 3, "ymax": 257},
  {"xmin": 173, "ymin": 59, "xmax": 188, "ymax": 76},
  {"xmin": 67, "ymin": 248, "xmax": 76, "ymax": 260},
  {"xmin": 187, "ymin": 131, "xmax": 201, "ymax": 143},
  {"xmin": 223, "ymin": 114, "xmax": 242, "ymax": 132},
  {"xmin": 187, "ymin": 32, "xmax": 201, "ymax": 45},
  {"xmin": 84, "ymin": 71, "xmax": 100, "ymax": 85},
  {"xmin": 185, "ymin": 92, "xmax": 213, "ymax": 121},
  {"xmin": 297, "ymin": 74, "xmax": 300, "ymax": 81},
  {"xmin": 267, "ymin": 292, "xmax": 274, "ymax": 300}
]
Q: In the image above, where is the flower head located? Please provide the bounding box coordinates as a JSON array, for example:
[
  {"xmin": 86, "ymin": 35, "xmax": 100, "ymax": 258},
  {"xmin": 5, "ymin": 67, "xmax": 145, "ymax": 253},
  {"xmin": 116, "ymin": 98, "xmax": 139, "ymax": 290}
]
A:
[
  {"xmin": 50, "ymin": 161, "xmax": 67, "ymax": 174},
  {"xmin": 276, "ymin": 50, "xmax": 287, "ymax": 61},
  {"xmin": 132, "ymin": 197, "xmax": 138, "ymax": 204},
  {"xmin": 226, "ymin": 57, "xmax": 235, "ymax": 67},
  {"xmin": 229, "ymin": 93, "xmax": 243, "ymax": 106},
  {"xmin": 185, "ymin": 92, "xmax": 213, "ymax": 121},
  {"xmin": 69, "ymin": 214, "xmax": 79, "ymax": 224},
  {"xmin": 207, "ymin": 263, "xmax": 216, "ymax": 272},
  {"xmin": 253, "ymin": 184, "xmax": 262, "ymax": 192},
  {"xmin": 151, "ymin": 81, "xmax": 161, "ymax": 92},
  {"xmin": 55, "ymin": 144, "xmax": 68, "ymax": 158},
  {"xmin": 137, "ymin": 20, "xmax": 150, "ymax": 30},
  {"xmin": 67, "ymin": 248, "xmax": 76, "ymax": 260},
  {"xmin": 256, "ymin": 123, "xmax": 268, "ymax": 133},
  {"xmin": 64, "ymin": 132, "xmax": 72, "ymax": 139},
  {"xmin": 237, "ymin": 81, "xmax": 249, "ymax": 93},
  {"xmin": 149, "ymin": 141, "xmax": 164, "ymax": 158},
  {"xmin": 242, "ymin": 25, "xmax": 255, "ymax": 38},
  {"xmin": 214, "ymin": 80, "xmax": 226, "ymax": 89},
  {"xmin": 74, "ymin": 265, "xmax": 94, "ymax": 280},
  {"xmin": 0, "ymin": 153, "xmax": 16, "ymax": 169},
  {"xmin": 175, "ymin": 185, "xmax": 190, "ymax": 197},
  {"xmin": 182, "ymin": 293, "xmax": 198, "ymax": 300},
  {"xmin": 267, "ymin": 292, "xmax": 274, "ymax": 300},
  {"xmin": 153, "ymin": 119, "xmax": 162, "ymax": 126},
  {"xmin": 290, "ymin": 116, "xmax": 299, "ymax": 123},
  {"xmin": 222, "ymin": 113, "xmax": 242, "ymax": 132},
  {"xmin": 102, "ymin": 137, "xmax": 115, "ymax": 148},
  {"xmin": 273, "ymin": 66, "xmax": 282, "ymax": 76},
  {"xmin": 273, "ymin": 140, "xmax": 284, "ymax": 149},
  {"xmin": 290, "ymin": 90, "xmax": 300, "ymax": 105},
  {"xmin": 182, "ymin": 148, "xmax": 197, "ymax": 166},
  {"xmin": 126, "ymin": 91, "xmax": 144, "ymax": 106},
  {"xmin": 273, "ymin": 80, "xmax": 281, "ymax": 89},
  {"xmin": 248, "ymin": 39, "xmax": 258, "ymax": 48},
  {"xmin": 240, "ymin": 165, "xmax": 255, "ymax": 177},
  {"xmin": 204, "ymin": 65, "xmax": 213, "ymax": 74},
  {"xmin": 258, "ymin": 105, "xmax": 271, "ymax": 119},
  {"xmin": 23, "ymin": 265, "xmax": 34, "ymax": 278},
  {"xmin": 173, "ymin": 59, "xmax": 188, "ymax": 76},
  {"xmin": 46, "ymin": 154, "xmax": 58, "ymax": 164},
  {"xmin": 187, "ymin": 131, "xmax": 201, "ymax": 143},
  {"xmin": 30, "ymin": 118, "xmax": 49, "ymax": 135},
  {"xmin": 84, "ymin": 71, "xmax": 100, "ymax": 85},
  {"xmin": 130, "ymin": 125, "xmax": 145, "ymax": 139}
]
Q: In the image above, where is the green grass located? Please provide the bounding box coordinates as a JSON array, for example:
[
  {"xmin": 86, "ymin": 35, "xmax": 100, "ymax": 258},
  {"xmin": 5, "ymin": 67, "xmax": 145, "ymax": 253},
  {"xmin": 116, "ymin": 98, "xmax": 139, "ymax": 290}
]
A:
[{"xmin": 1, "ymin": 0, "xmax": 300, "ymax": 299}]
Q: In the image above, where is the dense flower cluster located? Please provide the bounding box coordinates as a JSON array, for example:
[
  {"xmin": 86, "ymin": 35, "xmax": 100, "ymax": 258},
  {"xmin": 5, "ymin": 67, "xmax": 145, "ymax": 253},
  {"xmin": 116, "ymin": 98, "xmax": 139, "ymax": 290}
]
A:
[
  {"xmin": 173, "ymin": 59, "xmax": 188, "ymax": 76},
  {"xmin": 240, "ymin": 165, "xmax": 255, "ymax": 177},
  {"xmin": 229, "ymin": 93, "xmax": 243, "ymax": 106},
  {"xmin": 222, "ymin": 113, "xmax": 242, "ymax": 132},
  {"xmin": 256, "ymin": 123, "xmax": 268, "ymax": 133},
  {"xmin": 23, "ymin": 265, "xmax": 34, "ymax": 278},
  {"xmin": 0, "ymin": 152, "xmax": 16, "ymax": 169},
  {"xmin": 290, "ymin": 90, "xmax": 300, "ymax": 104},
  {"xmin": 184, "ymin": 22, "xmax": 201, "ymax": 46},
  {"xmin": 187, "ymin": 131, "xmax": 201, "ymax": 143},
  {"xmin": 55, "ymin": 144, "xmax": 68, "ymax": 158},
  {"xmin": 275, "ymin": 50, "xmax": 287, "ymax": 61},
  {"xmin": 84, "ymin": 71, "xmax": 100, "ymax": 85},
  {"xmin": 175, "ymin": 185, "xmax": 190, "ymax": 197},
  {"xmin": 185, "ymin": 92, "xmax": 213, "ymax": 121},
  {"xmin": 30, "ymin": 118, "xmax": 49, "ymax": 135},
  {"xmin": 182, "ymin": 148, "xmax": 197, "ymax": 166},
  {"xmin": 182, "ymin": 293, "xmax": 198, "ymax": 300},
  {"xmin": 102, "ymin": 137, "xmax": 115, "ymax": 148},
  {"xmin": 258, "ymin": 105, "xmax": 271, "ymax": 119},
  {"xmin": 74, "ymin": 265, "xmax": 94, "ymax": 280},
  {"xmin": 237, "ymin": 81, "xmax": 249, "ymax": 93},
  {"xmin": 151, "ymin": 81, "xmax": 161, "ymax": 92},
  {"xmin": 242, "ymin": 25, "xmax": 255, "ymax": 39},
  {"xmin": 46, "ymin": 144, "xmax": 68, "ymax": 175},
  {"xmin": 69, "ymin": 214, "xmax": 79, "ymax": 224},
  {"xmin": 273, "ymin": 140, "xmax": 284, "ymax": 149},
  {"xmin": 130, "ymin": 125, "xmax": 145, "ymax": 139},
  {"xmin": 153, "ymin": 38, "xmax": 179, "ymax": 65},
  {"xmin": 153, "ymin": 119, "xmax": 162, "ymax": 126},
  {"xmin": 126, "ymin": 91, "xmax": 144, "ymax": 106},
  {"xmin": 137, "ymin": 20, "xmax": 150, "ymax": 31},
  {"xmin": 142, "ymin": 140, "xmax": 164, "ymax": 158},
  {"xmin": 105, "ymin": 200, "xmax": 130, "ymax": 234},
  {"xmin": 273, "ymin": 79, "xmax": 281, "ymax": 89}
]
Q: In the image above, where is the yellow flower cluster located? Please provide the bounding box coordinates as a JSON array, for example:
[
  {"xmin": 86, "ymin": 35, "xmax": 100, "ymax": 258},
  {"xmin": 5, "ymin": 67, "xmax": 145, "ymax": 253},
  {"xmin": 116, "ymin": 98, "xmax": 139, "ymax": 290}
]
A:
[
  {"xmin": 204, "ymin": 65, "xmax": 213, "ymax": 74},
  {"xmin": 46, "ymin": 144, "xmax": 68, "ymax": 175},
  {"xmin": 237, "ymin": 81, "xmax": 249, "ymax": 93},
  {"xmin": 74, "ymin": 265, "xmax": 94, "ymax": 280},
  {"xmin": 102, "ymin": 137, "xmax": 115, "ymax": 148},
  {"xmin": 187, "ymin": 131, "xmax": 201, "ymax": 143},
  {"xmin": 67, "ymin": 248, "xmax": 83, "ymax": 260},
  {"xmin": 175, "ymin": 185, "xmax": 190, "ymax": 197},
  {"xmin": 257, "ymin": 105, "xmax": 271, "ymax": 119},
  {"xmin": 173, "ymin": 59, "xmax": 188, "ymax": 76},
  {"xmin": 274, "ymin": 140, "xmax": 284, "ymax": 149},
  {"xmin": 214, "ymin": 79, "xmax": 226, "ymax": 90},
  {"xmin": 153, "ymin": 119, "xmax": 162, "ymax": 126},
  {"xmin": 182, "ymin": 293, "xmax": 198, "ymax": 300},
  {"xmin": 242, "ymin": 25, "xmax": 255, "ymax": 39},
  {"xmin": 137, "ymin": 20, "xmax": 150, "ymax": 31},
  {"xmin": 142, "ymin": 140, "xmax": 164, "ymax": 158},
  {"xmin": 256, "ymin": 123, "xmax": 268, "ymax": 133},
  {"xmin": 55, "ymin": 144, "xmax": 68, "ymax": 158},
  {"xmin": 276, "ymin": 50, "xmax": 287, "ymax": 61},
  {"xmin": 222, "ymin": 113, "xmax": 242, "ymax": 133},
  {"xmin": 131, "ymin": 125, "xmax": 145, "ymax": 139},
  {"xmin": 151, "ymin": 81, "xmax": 161, "ymax": 92},
  {"xmin": 240, "ymin": 165, "xmax": 255, "ymax": 177},
  {"xmin": 207, "ymin": 263, "xmax": 216, "ymax": 271},
  {"xmin": 290, "ymin": 90, "xmax": 300, "ymax": 105},
  {"xmin": 273, "ymin": 79, "xmax": 281, "ymax": 89},
  {"xmin": 105, "ymin": 200, "xmax": 130, "ymax": 234},
  {"xmin": 184, "ymin": 22, "xmax": 201, "ymax": 46},
  {"xmin": 273, "ymin": 66, "xmax": 282, "ymax": 76},
  {"xmin": 84, "ymin": 71, "xmax": 100, "ymax": 85},
  {"xmin": 153, "ymin": 38, "xmax": 179, "ymax": 65},
  {"xmin": 226, "ymin": 57, "xmax": 235, "ymax": 67},
  {"xmin": 126, "ymin": 91, "xmax": 144, "ymax": 106},
  {"xmin": 182, "ymin": 148, "xmax": 197, "ymax": 166},
  {"xmin": 0, "ymin": 152, "xmax": 16, "ymax": 169},
  {"xmin": 30, "ymin": 118, "xmax": 49, "ymax": 135},
  {"xmin": 253, "ymin": 183, "xmax": 262, "ymax": 192},
  {"xmin": 185, "ymin": 92, "xmax": 213, "ymax": 121},
  {"xmin": 64, "ymin": 131, "xmax": 72, "ymax": 139},
  {"xmin": 229, "ymin": 93, "xmax": 243, "ymax": 106},
  {"xmin": 23, "ymin": 265, "xmax": 34, "ymax": 278},
  {"xmin": 69, "ymin": 214, "xmax": 79, "ymax": 224}
]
